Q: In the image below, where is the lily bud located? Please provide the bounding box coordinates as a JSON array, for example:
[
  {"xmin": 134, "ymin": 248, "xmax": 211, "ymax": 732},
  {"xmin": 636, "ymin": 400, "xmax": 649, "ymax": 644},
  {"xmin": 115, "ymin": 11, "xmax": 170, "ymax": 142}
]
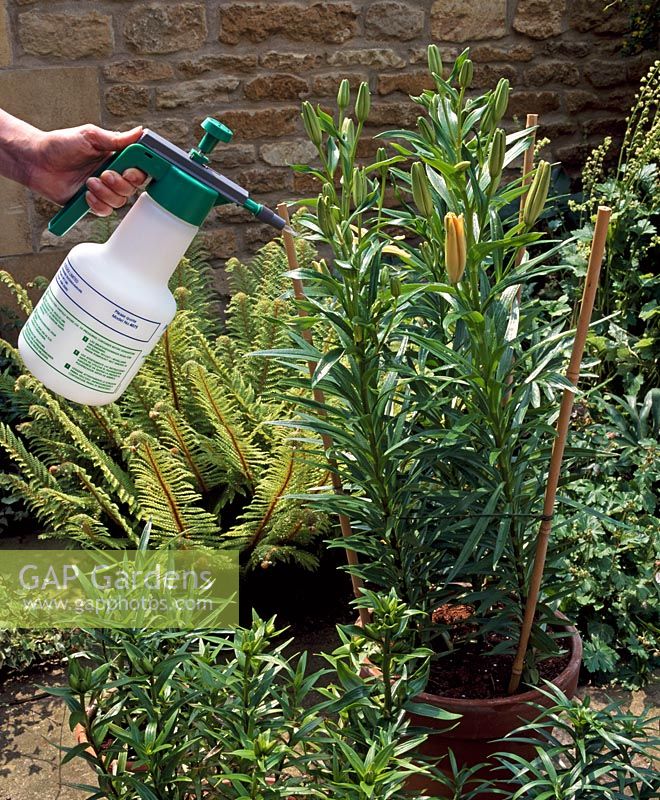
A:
[
  {"xmin": 458, "ymin": 59, "xmax": 473, "ymax": 89},
  {"xmin": 418, "ymin": 116, "xmax": 436, "ymax": 145},
  {"xmin": 376, "ymin": 146, "xmax": 388, "ymax": 179},
  {"xmin": 523, "ymin": 160, "xmax": 551, "ymax": 228},
  {"xmin": 411, "ymin": 161, "xmax": 435, "ymax": 219},
  {"xmin": 352, "ymin": 167, "xmax": 368, "ymax": 208},
  {"xmin": 301, "ymin": 101, "xmax": 322, "ymax": 147},
  {"xmin": 454, "ymin": 160, "xmax": 471, "ymax": 172},
  {"xmin": 444, "ymin": 212, "xmax": 467, "ymax": 284},
  {"xmin": 488, "ymin": 128, "xmax": 506, "ymax": 191},
  {"xmin": 341, "ymin": 116, "xmax": 355, "ymax": 144},
  {"xmin": 480, "ymin": 100, "xmax": 496, "ymax": 134},
  {"xmin": 427, "ymin": 44, "xmax": 442, "ymax": 77},
  {"xmin": 493, "ymin": 78, "xmax": 510, "ymax": 123},
  {"xmin": 337, "ymin": 78, "xmax": 350, "ymax": 113},
  {"xmin": 317, "ymin": 196, "xmax": 335, "ymax": 238},
  {"xmin": 390, "ymin": 276, "xmax": 402, "ymax": 298},
  {"xmin": 355, "ymin": 81, "xmax": 371, "ymax": 123}
]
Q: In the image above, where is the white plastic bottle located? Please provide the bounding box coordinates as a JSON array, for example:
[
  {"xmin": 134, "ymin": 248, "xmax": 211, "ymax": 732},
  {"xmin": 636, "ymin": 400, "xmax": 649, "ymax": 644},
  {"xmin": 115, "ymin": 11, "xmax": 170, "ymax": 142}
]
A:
[{"xmin": 18, "ymin": 193, "xmax": 198, "ymax": 406}]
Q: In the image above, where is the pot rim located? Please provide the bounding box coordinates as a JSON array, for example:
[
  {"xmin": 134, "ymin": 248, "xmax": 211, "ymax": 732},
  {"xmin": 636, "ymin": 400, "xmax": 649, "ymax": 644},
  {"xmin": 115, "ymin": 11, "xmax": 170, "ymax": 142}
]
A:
[
  {"xmin": 358, "ymin": 611, "xmax": 583, "ymax": 708},
  {"xmin": 416, "ymin": 621, "xmax": 583, "ymax": 710}
]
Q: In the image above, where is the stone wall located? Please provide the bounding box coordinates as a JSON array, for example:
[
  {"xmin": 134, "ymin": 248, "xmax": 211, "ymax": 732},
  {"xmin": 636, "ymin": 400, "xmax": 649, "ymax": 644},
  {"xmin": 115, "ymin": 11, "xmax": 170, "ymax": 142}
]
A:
[{"xmin": 0, "ymin": 0, "xmax": 654, "ymax": 307}]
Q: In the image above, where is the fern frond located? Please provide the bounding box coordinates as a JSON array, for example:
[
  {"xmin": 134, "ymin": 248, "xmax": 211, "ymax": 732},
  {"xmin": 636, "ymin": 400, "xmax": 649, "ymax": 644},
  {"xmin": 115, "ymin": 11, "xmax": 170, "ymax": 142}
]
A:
[
  {"xmin": 127, "ymin": 432, "xmax": 219, "ymax": 544},
  {"xmin": 185, "ymin": 361, "xmax": 265, "ymax": 485},
  {"xmin": 56, "ymin": 462, "xmax": 137, "ymax": 542},
  {"xmin": 0, "ymin": 422, "xmax": 58, "ymax": 488},
  {"xmin": 149, "ymin": 401, "xmax": 227, "ymax": 494},
  {"xmin": 0, "ymin": 270, "xmax": 33, "ymax": 316},
  {"xmin": 14, "ymin": 375, "xmax": 139, "ymax": 512},
  {"xmin": 229, "ymin": 445, "xmax": 327, "ymax": 566}
]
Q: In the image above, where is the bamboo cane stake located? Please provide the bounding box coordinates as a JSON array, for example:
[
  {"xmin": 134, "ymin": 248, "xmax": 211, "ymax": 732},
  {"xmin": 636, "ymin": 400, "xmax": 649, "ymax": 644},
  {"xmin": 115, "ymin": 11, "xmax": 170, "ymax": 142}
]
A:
[
  {"xmin": 277, "ymin": 203, "xmax": 369, "ymax": 625},
  {"xmin": 507, "ymin": 206, "xmax": 612, "ymax": 695}
]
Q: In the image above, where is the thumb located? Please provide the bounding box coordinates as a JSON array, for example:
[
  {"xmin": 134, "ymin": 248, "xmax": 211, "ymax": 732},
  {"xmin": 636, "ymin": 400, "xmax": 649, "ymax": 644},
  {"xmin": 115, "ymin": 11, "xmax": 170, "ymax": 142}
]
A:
[{"xmin": 89, "ymin": 125, "xmax": 144, "ymax": 153}]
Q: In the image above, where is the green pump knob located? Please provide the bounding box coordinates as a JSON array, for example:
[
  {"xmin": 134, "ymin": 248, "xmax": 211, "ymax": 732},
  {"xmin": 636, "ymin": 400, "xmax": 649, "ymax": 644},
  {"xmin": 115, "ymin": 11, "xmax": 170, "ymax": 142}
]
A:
[{"xmin": 198, "ymin": 117, "xmax": 233, "ymax": 154}]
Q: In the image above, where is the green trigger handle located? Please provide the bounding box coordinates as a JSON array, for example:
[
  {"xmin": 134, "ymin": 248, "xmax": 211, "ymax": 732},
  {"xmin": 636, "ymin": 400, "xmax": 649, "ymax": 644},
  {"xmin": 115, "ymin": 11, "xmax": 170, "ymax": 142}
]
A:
[{"xmin": 48, "ymin": 143, "xmax": 169, "ymax": 237}]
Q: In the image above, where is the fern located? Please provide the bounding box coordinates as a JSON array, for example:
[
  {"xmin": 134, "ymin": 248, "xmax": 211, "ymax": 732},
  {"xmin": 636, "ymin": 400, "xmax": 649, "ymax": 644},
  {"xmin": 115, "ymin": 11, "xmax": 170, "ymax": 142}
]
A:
[
  {"xmin": 0, "ymin": 235, "xmax": 327, "ymax": 570},
  {"xmin": 127, "ymin": 432, "xmax": 219, "ymax": 545}
]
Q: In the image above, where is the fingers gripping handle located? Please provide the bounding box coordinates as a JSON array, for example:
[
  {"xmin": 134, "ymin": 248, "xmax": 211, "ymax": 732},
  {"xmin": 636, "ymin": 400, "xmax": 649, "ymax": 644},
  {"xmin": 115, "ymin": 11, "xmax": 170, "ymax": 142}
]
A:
[{"xmin": 47, "ymin": 143, "xmax": 169, "ymax": 237}]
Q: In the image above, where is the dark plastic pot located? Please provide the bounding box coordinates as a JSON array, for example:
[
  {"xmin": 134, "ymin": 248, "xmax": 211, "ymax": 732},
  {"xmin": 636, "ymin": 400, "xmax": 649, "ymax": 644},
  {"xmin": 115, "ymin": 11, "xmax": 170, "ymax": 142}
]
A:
[{"xmin": 404, "ymin": 622, "xmax": 583, "ymax": 798}]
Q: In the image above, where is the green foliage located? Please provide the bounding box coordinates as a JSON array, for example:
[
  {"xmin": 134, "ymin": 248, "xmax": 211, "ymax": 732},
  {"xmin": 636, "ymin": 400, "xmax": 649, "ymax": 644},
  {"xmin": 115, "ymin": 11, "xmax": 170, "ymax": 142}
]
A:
[
  {"xmin": 0, "ymin": 238, "xmax": 328, "ymax": 570},
  {"xmin": 53, "ymin": 593, "xmax": 432, "ymax": 799},
  {"xmin": 274, "ymin": 48, "xmax": 580, "ymax": 679},
  {"xmin": 607, "ymin": 1, "xmax": 660, "ymax": 53},
  {"xmin": 495, "ymin": 682, "xmax": 660, "ymax": 798},
  {"xmin": 550, "ymin": 390, "xmax": 660, "ymax": 688},
  {"xmin": 0, "ymin": 628, "xmax": 71, "ymax": 673},
  {"xmin": 566, "ymin": 60, "xmax": 660, "ymax": 392}
]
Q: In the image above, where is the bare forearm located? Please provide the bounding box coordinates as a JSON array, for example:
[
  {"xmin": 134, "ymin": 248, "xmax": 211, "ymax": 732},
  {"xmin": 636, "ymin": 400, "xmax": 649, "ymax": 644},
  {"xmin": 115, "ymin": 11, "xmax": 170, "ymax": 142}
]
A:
[{"xmin": 0, "ymin": 109, "xmax": 45, "ymax": 189}]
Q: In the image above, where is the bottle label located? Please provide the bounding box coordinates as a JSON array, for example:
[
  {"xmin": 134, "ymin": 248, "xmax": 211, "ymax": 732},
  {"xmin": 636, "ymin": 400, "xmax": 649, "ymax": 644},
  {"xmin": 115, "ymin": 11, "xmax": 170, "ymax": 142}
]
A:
[
  {"xmin": 55, "ymin": 259, "xmax": 161, "ymax": 343},
  {"xmin": 20, "ymin": 258, "xmax": 167, "ymax": 396}
]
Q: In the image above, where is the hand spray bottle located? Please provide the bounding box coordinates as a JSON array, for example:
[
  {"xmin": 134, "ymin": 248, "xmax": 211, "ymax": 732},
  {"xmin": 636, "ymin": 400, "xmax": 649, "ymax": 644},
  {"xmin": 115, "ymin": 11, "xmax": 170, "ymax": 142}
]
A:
[{"xmin": 18, "ymin": 118, "xmax": 290, "ymax": 407}]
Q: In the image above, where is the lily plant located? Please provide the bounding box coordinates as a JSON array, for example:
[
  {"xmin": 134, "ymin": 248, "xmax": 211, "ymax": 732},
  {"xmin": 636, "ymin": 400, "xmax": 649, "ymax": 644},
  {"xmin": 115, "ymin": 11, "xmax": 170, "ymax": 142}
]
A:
[{"xmin": 271, "ymin": 47, "xmax": 582, "ymax": 687}]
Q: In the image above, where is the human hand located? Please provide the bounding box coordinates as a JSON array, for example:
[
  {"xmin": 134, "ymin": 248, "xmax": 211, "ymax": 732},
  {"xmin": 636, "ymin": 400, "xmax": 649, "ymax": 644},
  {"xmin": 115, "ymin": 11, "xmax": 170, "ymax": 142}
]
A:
[{"xmin": 26, "ymin": 124, "xmax": 147, "ymax": 216}]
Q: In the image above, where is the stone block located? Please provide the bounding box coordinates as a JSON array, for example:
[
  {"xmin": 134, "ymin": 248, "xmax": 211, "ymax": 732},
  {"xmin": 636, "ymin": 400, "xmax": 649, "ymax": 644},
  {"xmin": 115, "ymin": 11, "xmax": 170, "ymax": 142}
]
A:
[
  {"xmin": 431, "ymin": 0, "xmax": 507, "ymax": 42},
  {"xmin": 472, "ymin": 63, "xmax": 517, "ymax": 88},
  {"xmin": 328, "ymin": 48, "xmax": 406, "ymax": 69},
  {"xmin": 313, "ymin": 73, "xmax": 367, "ymax": 96},
  {"xmin": 408, "ymin": 45, "xmax": 461, "ymax": 65},
  {"xmin": 513, "ymin": 0, "xmax": 565, "ymax": 39},
  {"xmin": 565, "ymin": 89, "xmax": 599, "ymax": 113},
  {"xmin": 124, "ymin": 4, "xmax": 207, "ymax": 55},
  {"xmin": 199, "ymin": 228, "xmax": 238, "ymax": 260},
  {"xmin": 471, "ymin": 44, "xmax": 535, "ymax": 62},
  {"xmin": 218, "ymin": 108, "xmax": 299, "ymax": 139},
  {"xmin": 525, "ymin": 61, "xmax": 580, "ymax": 86},
  {"xmin": 261, "ymin": 52, "xmax": 325, "ymax": 71},
  {"xmin": 105, "ymin": 85, "xmax": 150, "ymax": 117},
  {"xmin": 235, "ymin": 167, "xmax": 290, "ymax": 193},
  {"xmin": 367, "ymin": 102, "xmax": 419, "ymax": 127},
  {"xmin": 0, "ymin": 4, "xmax": 12, "ymax": 66},
  {"xmin": 378, "ymin": 71, "xmax": 435, "ymax": 96},
  {"xmin": 243, "ymin": 223, "xmax": 276, "ymax": 248},
  {"xmin": 508, "ymin": 91, "xmax": 561, "ymax": 116},
  {"xmin": 365, "ymin": 2, "xmax": 425, "ymax": 41},
  {"xmin": 18, "ymin": 11, "xmax": 113, "ymax": 58},
  {"xmin": 156, "ymin": 77, "xmax": 240, "ymax": 109},
  {"xmin": 0, "ymin": 66, "xmax": 102, "ymax": 131},
  {"xmin": 570, "ymin": 0, "xmax": 628, "ymax": 33},
  {"xmin": 292, "ymin": 171, "xmax": 322, "ymax": 196},
  {"xmin": 244, "ymin": 74, "xmax": 309, "ymax": 102},
  {"xmin": 584, "ymin": 59, "xmax": 627, "ymax": 87},
  {"xmin": 178, "ymin": 54, "xmax": 257, "ymax": 77},
  {"xmin": 210, "ymin": 144, "xmax": 256, "ymax": 168},
  {"xmin": 104, "ymin": 59, "xmax": 174, "ymax": 83},
  {"xmin": 260, "ymin": 140, "xmax": 318, "ymax": 167},
  {"xmin": 0, "ymin": 179, "xmax": 31, "ymax": 257},
  {"xmin": 219, "ymin": 3, "xmax": 357, "ymax": 45}
]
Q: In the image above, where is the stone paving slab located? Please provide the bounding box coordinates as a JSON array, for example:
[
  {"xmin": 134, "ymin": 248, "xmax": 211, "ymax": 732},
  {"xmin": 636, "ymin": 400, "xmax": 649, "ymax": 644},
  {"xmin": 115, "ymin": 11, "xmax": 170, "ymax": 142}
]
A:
[{"xmin": 0, "ymin": 668, "xmax": 88, "ymax": 800}]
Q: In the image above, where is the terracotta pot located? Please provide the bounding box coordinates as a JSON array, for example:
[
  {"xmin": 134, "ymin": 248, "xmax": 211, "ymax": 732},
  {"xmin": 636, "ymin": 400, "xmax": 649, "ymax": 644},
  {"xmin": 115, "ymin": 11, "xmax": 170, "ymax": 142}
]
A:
[
  {"xmin": 404, "ymin": 623, "xmax": 583, "ymax": 798},
  {"xmin": 358, "ymin": 614, "xmax": 582, "ymax": 798}
]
